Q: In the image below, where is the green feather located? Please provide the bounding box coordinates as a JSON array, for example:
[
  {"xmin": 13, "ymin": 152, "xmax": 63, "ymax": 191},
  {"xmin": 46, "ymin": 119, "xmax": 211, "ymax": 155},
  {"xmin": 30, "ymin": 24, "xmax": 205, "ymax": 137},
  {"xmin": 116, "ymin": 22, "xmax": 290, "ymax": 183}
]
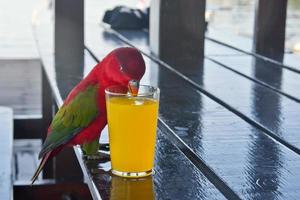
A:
[
  {"xmin": 39, "ymin": 84, "xmax": 99, "ymax": 158},
  {"xmin": 82, "ymin": 138, "xmax": 100, "ymax": 155}
]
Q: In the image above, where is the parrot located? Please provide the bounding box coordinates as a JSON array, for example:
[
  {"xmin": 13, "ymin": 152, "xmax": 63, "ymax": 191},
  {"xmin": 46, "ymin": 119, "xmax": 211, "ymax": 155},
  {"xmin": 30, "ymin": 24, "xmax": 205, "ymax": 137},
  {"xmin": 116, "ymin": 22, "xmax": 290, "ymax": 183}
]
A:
[{"xmin": 31, "ymin": 47, "xmax": 146, "ymax": 184}]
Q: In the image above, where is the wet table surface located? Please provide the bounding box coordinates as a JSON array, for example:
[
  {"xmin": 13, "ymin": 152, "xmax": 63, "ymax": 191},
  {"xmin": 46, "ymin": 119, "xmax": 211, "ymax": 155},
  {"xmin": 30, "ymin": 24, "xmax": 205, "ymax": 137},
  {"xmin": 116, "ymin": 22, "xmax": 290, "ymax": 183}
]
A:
[
  {"xmin": 105, "ymin": 29, "xmax": 300, "ymax": 199},
  {"xmin": 34, "ymin": 2, "xmax": 300, "ymax": 200}
]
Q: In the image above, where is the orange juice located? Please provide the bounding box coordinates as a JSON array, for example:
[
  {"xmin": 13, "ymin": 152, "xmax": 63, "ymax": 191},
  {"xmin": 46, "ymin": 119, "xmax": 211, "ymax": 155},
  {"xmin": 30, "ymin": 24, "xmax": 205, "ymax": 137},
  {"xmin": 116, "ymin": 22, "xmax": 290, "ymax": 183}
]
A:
[{"xmin": 106, "ymin": 97, "xmax": 159, "ymax": 174}]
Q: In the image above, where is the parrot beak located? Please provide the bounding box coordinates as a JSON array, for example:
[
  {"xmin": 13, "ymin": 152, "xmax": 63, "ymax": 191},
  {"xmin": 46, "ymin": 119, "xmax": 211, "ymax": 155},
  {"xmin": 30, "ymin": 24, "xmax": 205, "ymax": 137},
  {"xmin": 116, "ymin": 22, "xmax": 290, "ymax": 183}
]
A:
[{"xmin": 128, "ymin": 80, "xmax": 139, "ymax": 96}]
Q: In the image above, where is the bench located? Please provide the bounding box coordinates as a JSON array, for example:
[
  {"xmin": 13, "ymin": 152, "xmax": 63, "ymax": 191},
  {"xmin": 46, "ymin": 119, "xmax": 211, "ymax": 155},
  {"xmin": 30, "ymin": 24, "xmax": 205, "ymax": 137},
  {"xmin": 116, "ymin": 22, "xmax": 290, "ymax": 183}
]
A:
[{"xmin": 0, "ymin": 107, "xmax": 13, "ymax": 200}]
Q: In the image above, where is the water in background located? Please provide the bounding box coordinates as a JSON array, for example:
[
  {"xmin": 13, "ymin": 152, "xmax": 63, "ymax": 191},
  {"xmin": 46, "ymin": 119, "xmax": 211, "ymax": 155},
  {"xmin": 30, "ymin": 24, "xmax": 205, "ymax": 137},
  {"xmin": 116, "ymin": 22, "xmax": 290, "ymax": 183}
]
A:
[
  {"xmin": 0, "ymin": 0, "xmax": 299, "ymax": 58},
  {"xmin": 0, "ymin": 0, "xmax": 39, "ymax": 58},
  {"xmin": 206, "ymin": 0, "xmax": 300, "ymax": 53}
]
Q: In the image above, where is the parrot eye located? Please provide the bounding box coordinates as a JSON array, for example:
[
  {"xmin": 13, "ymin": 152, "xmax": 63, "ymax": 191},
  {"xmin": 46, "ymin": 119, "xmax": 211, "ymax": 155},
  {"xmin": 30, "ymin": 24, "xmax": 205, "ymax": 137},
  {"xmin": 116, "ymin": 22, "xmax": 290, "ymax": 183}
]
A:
[{"xmin": 114, "ymin": 47, "xmax": 146, "ymax": 80}]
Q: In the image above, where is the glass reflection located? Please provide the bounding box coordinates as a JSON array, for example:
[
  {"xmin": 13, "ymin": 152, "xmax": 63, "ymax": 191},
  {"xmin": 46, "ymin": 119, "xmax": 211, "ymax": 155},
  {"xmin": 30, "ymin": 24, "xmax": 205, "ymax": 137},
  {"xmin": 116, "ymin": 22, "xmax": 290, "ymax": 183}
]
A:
[
  {"xmin": 245, "ymin": 57, "xmax": 283, "ymax": 199},
  {"xmin": 110, "ymin": 176, "xmax": 154, "ymax": 200},
  {"xmin": 155, "ymin": 55, "xmax": 204, "ymax": 152},
  {"xmin": 153, "ymin": 57, "xmax": 206, "ymax": 199}
]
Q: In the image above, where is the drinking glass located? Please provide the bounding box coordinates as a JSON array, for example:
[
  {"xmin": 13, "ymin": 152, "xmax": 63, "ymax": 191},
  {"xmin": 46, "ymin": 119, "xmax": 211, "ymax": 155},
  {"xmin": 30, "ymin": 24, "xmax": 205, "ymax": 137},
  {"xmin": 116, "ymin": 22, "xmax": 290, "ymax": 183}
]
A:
[{"xmin": 105, "ymin": 85, "xmax": 159, "ymax": 178}]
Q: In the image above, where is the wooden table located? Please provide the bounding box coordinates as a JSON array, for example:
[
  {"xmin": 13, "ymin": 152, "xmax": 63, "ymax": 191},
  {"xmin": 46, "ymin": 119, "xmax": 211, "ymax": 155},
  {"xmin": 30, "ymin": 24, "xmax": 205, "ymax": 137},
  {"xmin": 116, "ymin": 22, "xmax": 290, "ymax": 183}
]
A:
[{"xmin": 33, "ymin": 2, "xmax": 300, "ymax": 199}]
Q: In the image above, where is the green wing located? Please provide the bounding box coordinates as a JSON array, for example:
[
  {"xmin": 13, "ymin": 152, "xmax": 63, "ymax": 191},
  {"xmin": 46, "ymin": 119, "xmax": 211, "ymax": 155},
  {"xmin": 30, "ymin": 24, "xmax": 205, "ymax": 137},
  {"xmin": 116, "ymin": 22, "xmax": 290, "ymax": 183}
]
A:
[{"xmin": 39, "ymin": 84, "xmax": 99, "ymax": 158}]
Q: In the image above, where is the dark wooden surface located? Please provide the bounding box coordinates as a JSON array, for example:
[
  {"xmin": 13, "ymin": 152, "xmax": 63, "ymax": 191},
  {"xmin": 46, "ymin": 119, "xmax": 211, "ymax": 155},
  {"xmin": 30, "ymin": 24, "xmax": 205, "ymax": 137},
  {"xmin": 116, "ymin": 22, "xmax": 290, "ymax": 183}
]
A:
[
  {"xmin": 14, "ymin": 119, "xmax": 43, "ymax": 139},
  {"xmin": 33, "ymin": 1, "xmax": 300, "ymax": 199},
  {"xmin": 14, "ymin": 182, "xmax": 92, "ymax": 200},
  {"xmin": 0, "ymin": 107, "xmax": 13, "ymax": 200}
]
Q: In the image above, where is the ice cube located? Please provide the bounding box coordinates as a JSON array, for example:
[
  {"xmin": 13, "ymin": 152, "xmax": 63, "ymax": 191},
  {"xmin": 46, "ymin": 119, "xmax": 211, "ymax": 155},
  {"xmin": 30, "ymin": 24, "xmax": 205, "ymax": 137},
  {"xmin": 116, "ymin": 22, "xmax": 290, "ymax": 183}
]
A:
[{"xmin": 134, "ymin": 99, "xmax": 144, "ymax": 106}]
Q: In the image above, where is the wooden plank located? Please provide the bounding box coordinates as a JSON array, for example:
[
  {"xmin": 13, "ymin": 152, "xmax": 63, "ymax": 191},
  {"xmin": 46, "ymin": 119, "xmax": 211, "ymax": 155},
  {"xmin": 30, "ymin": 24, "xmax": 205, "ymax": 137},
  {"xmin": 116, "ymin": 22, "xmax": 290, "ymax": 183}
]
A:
[
  {"xmin": 253, "ymin": 0, "xmax": 287, "ymax": 59},
  {"xmin": 206, "ymin": 37, "xmax": 300, "ymax": 74},
  {"xmin": 55, "ymin": 0, "xmax": 84, "ymax": 99},
  {"xmin": 0, "ymin": 107, "xmax": 13, "ymax": 200},
  {"xmin": 205, "ymin": 40, "xmax": 300, "ymax": 101},
  {"xmin": 107, "ymin": 30, "xmax": 244, "ymax": 57},
  {"xmin": 150, "ymin": 0, "xmax": 206, "ymax": 61}
]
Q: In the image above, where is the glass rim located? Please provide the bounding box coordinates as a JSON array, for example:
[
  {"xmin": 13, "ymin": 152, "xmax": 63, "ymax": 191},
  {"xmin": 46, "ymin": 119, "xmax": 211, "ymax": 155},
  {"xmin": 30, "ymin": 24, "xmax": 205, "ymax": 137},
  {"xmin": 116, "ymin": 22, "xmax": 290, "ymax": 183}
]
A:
[{"xmin": 105, "ymin": 84, "xmax": 159, "ymax": 97}]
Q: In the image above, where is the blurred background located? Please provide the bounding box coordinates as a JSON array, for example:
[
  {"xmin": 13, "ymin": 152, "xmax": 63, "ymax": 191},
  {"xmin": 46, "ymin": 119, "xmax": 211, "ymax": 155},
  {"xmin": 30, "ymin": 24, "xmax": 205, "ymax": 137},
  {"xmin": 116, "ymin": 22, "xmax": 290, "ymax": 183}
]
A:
[{"xmin": 0, "ymin": 0, "xmax": 299, "ymax": 59}]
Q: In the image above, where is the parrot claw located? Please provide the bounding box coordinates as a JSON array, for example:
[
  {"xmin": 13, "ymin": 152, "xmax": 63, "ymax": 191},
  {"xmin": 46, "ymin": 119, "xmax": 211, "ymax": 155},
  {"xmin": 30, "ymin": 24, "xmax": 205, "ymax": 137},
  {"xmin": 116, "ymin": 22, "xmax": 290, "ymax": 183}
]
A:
[
  {"xmin": 81, "ymin": 142, "xmax": 110, "ymax": 160},
  {"xmin": 83, "ymin": 151, "xmax": 110, "ymax": 162},
  {"xmin": 83, "ymin": 152, "xmax": 102, "ymax": 160}
]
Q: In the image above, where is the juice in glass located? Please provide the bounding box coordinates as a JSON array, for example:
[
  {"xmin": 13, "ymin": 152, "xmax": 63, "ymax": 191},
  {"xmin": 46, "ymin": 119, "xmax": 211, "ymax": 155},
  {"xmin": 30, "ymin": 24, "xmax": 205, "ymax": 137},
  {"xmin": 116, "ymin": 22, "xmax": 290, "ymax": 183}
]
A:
[{"xmin": 105, "ymin": 85, "xmax": 159, "ymax": 178}]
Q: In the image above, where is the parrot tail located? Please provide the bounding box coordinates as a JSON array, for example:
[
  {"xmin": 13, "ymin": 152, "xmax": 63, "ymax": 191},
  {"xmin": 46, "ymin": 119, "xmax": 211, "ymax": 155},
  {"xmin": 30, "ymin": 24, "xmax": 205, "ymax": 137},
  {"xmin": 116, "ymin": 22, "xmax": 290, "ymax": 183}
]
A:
[{"xmin": 31, "ymin": 151, "xmax": 51, "ymax": 185}]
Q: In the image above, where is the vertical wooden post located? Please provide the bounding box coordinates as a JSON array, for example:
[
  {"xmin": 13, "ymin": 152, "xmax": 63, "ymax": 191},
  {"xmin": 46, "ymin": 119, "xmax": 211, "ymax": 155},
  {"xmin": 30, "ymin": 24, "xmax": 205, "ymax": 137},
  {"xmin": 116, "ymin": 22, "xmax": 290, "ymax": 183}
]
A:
[
  {"xmin": 253, "ymin": 0, "xmax": 287, "ymax": 60},
  {"xmin": 54, "ymin": 0, "xmax": 84, "ymax": 181},
  {"xmin": 150, "ymin": 0, "xmax": 206, "ymax": 63},
  {"xmin": 55, "ymin": 0, "xmax": 84, "ymax": 98}
]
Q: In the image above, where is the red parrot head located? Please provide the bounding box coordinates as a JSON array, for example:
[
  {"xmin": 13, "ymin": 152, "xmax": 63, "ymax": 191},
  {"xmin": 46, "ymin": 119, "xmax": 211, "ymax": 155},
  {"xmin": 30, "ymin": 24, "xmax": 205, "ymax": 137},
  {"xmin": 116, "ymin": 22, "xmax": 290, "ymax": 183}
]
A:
[{"xmin": 97, "ymin": 47, "xmax": 146, "ymax": 88}]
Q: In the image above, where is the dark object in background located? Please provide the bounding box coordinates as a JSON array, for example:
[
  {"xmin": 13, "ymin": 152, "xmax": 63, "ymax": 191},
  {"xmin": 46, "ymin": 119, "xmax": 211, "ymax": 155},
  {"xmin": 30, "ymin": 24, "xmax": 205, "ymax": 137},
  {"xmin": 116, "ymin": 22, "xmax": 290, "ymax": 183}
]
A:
[{"xmin": 103, "ymin": 6, "xmax": 149, "ymax": 30}]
